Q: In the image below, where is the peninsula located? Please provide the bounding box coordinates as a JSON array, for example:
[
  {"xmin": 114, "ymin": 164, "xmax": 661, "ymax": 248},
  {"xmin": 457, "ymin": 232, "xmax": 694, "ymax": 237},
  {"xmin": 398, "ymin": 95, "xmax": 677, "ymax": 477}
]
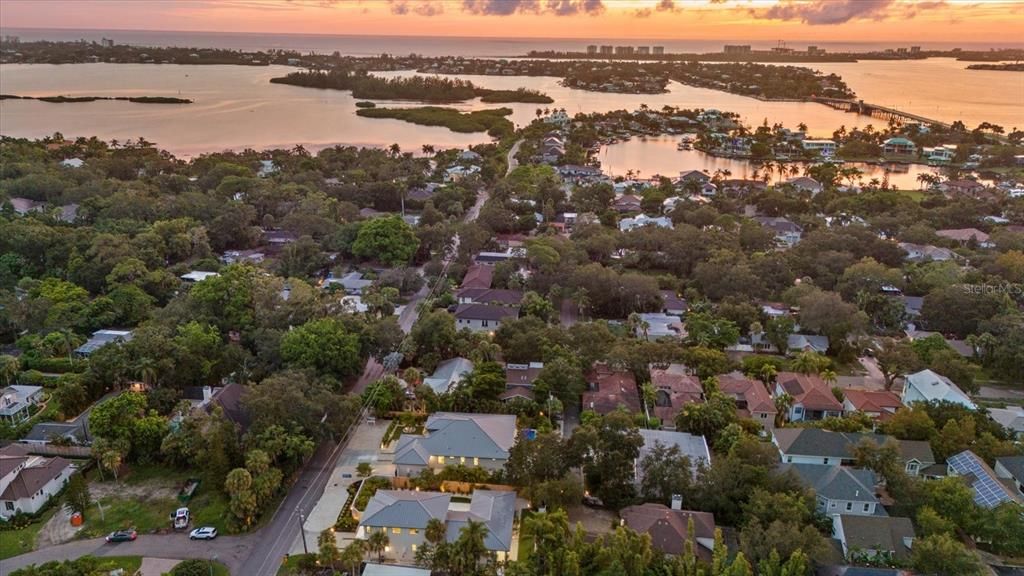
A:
[
  {"xmin": 269, "ymin": 70, "xmax": 552, "ymax": 103},
  {"xmin": 354, "ymin": 106, "xmax": 514, "ymax": 138},
  {"xmin": 0, "ymin": 94, "xmax": 193, "ymax": 104}
]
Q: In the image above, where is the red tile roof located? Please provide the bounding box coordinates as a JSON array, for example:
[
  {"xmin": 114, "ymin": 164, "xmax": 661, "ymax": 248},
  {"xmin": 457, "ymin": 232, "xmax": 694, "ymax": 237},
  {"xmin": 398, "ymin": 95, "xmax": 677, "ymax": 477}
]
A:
[
  {"xmin": 583, "ymin": 363, "xmax": 641, "ymax": 414},
  {"xmin": 620, "ymin": 503, "xmax": 716, "ymax": 560},
  {"xmin": 842, "ymin": 389, "xmax": 902, "ymax": 418},
  {"xmin": 776, "ymin": 372, "xmax": 843, "ymax": 412},
  {"xmin": 718, "ymin": 373, "xmax": 777, "ymax": 417},
  {"xmin": 461, "ymin": 264, "xmax": 493, "ymax": 290},
  {"xmin": 649, "ymin": 365, "xmax": 703, "ymax": 423}
]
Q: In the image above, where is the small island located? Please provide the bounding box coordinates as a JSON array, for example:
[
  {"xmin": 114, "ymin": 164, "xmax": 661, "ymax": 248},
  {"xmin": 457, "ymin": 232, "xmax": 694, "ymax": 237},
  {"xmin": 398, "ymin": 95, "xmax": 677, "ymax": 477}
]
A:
[
  {"xmin": 270, "ymin": 70, "xmax": 552, "ymax": 104},
  {"xmin": 355, "ymin": 106, "xmax": 514, "ymax": 138},
  {"xmin": 1, "ymin": 94, "xmax": 193, "ymax": 104},
  {"xmin": 355, "ymin": 101, "xmax": 377, "ymax": 108},
  {"xmin": 966, "ymin": 63, "xmax": 1024, "ymax": 72}
]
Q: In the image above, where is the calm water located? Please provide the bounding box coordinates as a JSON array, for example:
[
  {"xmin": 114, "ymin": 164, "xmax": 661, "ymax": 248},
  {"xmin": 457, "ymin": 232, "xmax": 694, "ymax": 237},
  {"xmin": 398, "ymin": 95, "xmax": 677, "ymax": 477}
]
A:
[{"xmin": 600, "ymin": 135, "xmax": 944, "ymax": 190}]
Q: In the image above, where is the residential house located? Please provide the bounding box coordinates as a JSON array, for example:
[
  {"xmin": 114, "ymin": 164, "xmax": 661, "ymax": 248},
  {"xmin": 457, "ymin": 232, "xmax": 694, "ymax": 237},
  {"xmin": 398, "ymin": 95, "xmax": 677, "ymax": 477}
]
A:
[
  {"xmin": 474, "ymin": 249, "xmax": 522, "ymax": 265},
  {"xmin": 841, "ymin": 389, "xmax": 903, "ymax": 421},
  {"xmin": 22, "ymin": 421, "xmax": 89, "ymax": 445},
  {"xmin": 648, "ymin": 364, "xmax": 703, "ymax": 426},
  {"xmin": 325, "ymin": 272, "xmax": 373, "ymax": 295},
  {"xmin": 882, "ymin": 137, "xmax": 917, "ymax": 156},
  {"xmin": 444, "ymin": 165, "xmax": 481, "ymax": 182},
  {"xmin": 422, "ymin": 357, "xmax": 474, "ymax": 395},
  {"xmin": 635, "ymin": 313, "xmax": 684, "ymax": 340},
  {"xmin": 935, "ymin": 228, "xmax": 990, "ymax": 246},
  {"xmin": 0, "ymin": 444, "xmax": 75, "ymax": 519},
  {"xmin": 988, "ymin": 405, "xmax": 1024, "ymax": 439},
  {"xmin": 946, "ymin": 450, "xmax": 1022, "ymax": 508},
  {"xmin": 832, "ymin": 515, "xmax": 915, "ymax": 563},
  {"xmin": 897, "ymin": 242, "xmax": 956, "ymax": 262},
  {"xmin": 660, "ymin": 291, "xmax": 687, "ymax": 316},
  {"xmin": 619, "ymin": 214, "xmax": 673, "ymax": 232},
  {"xmin": 800, "ymin": 140, "xmax": 837, "ymax": 158},
  {"xmin": 180, "ymin": 271, "xmax": 220, "ymax": 283},
  {"xmin": 263, "ymin": 230, "xmax": 297, "ymax": 245},
  {"xmin": 678, "ymin": 170, "xmax": 710, "ymax": 185},
  {"xmin": 994, "ymin": 456, "xmax": 1024, "ymax": 497},
  {"xmin": 74, "ymin": 329, "xmax": 133, "ymax": 357},
  {"xmin": 456, "ymin": 288, "xmax": 523, "ymax": 307},
  {"xmin": 407, "ymin": 182, "xmax": 441, "ymax": 203},
  {"xmin": 501, "ymin": 362, "xmax": 544, "ymax": 402},
  {"xmin": 787, "ymin": 334, "xmax": 830, "ymax": 354},
  {"xmin": 257, "ymin": 160, "xmax": 278, "ymax": 177},
  {"xmin": 923, "ymin": 145, "xmax": 956, "ymax": 163},
  {"xmin": 720, "ymin": 179, "xmax": 767, "ymax": 196},
  {"xmin": 775, "ymin": 372, "xmax": 844, "ymax": 422},
  {"xmin": 619, "ymin": 503, "xmax": 716, "ymax": 561},
  {"xmin": 636, "ymin": 429, "xmax": 711, "ymax": 486},
  {"xmin": 458, "ymin": 150, "xmax": 482, "ymax": 163},
  {"xmin": 206, "ymin": 382, "xmax": 251, "ymax": 433},
  {"xmin": 612, "ymin": 194, "xmax": 642, "ymax": 213},
  {"xmin": 453, "ymin": 303, "xmax": 518, "ymax": 333},
  {"xmin": 7, "ymin": 197, "xmax": 43, "ymax": 216},
  {"xmin": 786, "ymin": 176, "xmax": 825, "ymax": 195},
  {"xmin": 772, "ymin": 428, "xmax": 936, "ymax": 477},
  {"xmin": 362, "ymin": 564, "xmax": 432, "ymax": 576},
  {"xmin": 583, "ymin": 363, "xmax": 641, "ymax": 414},
  {"xmin": 901, "ymin": 369, "xmax": 976, "ymax": 410},
  {"xmin": 460, "ymin": 264, "xmax": 494, "ymax": 290},
  {"xmin": 0, "ymin": 386, "xmax": 44, "ymax": 425},
  {"xmin": 717, "ymin": 373, "xmax": 777, "ymax": 429},
  {"xmin": 220, "ymin": 249, "xmax": 265, "ymax": 265},
  {"xmin": 392, "ymin": 413, "xmax": 517, "ymax": 476},
  {"xmin": 358, "ymin": 489, "xmax": 515, "ymax": 562},
  {"xmin": 941, "ymin": 179, "xmax": 986, "ymax": 197},
  {"xmin": 60, "ymin": 158, "xmax": 84, "ymax": 169},
  {"xmin": 780, "ymin": 463, "xmax": 881, "ymax": 516},
  {"xmin": 753, "ymin": 216, "xmax": 803, "ymax": 247}
]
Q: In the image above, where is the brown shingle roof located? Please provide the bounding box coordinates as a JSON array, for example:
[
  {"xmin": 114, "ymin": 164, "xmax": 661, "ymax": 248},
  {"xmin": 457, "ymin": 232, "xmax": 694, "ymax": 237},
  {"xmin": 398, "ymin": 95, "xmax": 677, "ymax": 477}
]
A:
[
  {"xmin": 620, "ymin": 503, "xmax": 715, "ymax": 559},
  {"xmin": 0, "ymin": 455, "xmax": 72, "ymax": 500},
  {"xmin": 460, "ymin": 265, "xmax": 493, "ymax": 290},
  {"xmin": 583, "ymin": 363, "xmax": 641, "ymax": 414},
  {"xmin": 842, "ymin": 389, "xmax": 902, "ymax": 417},
  {"xmin": 649, "ymin": 365, "xmax": 703, "ymax": 423},
  {"xmin": 718, "ymin": 373, "xmax": 777, "ymax": 416},
  {"xmin": 776, "ymin": 372, "xmax": 843, "ymax": 412}
]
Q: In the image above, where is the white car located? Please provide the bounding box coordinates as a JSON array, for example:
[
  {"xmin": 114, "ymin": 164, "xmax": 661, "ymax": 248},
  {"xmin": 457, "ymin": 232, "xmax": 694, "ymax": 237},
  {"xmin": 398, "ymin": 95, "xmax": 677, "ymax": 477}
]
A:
[{"xmin": 189, "ymin": 526, "xmax": 218, "ymax": 540}]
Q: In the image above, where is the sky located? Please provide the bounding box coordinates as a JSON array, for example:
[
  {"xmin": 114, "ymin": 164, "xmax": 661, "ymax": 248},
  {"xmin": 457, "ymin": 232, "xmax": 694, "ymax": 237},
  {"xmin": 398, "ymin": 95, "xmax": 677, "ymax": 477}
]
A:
[{"xmin": 2, "ymin": 0, "xmax": 1023, "ymax": 45}]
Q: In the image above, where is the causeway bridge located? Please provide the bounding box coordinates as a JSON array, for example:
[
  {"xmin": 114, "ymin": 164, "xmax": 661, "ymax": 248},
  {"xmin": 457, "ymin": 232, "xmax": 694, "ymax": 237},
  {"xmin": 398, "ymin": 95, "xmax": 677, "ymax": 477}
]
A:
[{"xmin": 811, "ymin": 97, "xmax": 950, "ymax": 128}]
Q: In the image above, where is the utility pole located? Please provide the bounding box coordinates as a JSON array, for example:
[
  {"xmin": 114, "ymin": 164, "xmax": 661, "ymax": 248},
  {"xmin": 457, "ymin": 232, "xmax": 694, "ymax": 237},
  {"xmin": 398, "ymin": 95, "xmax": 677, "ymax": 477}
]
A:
[{"xmin": 297, "ymin": 508, "xmax": 309, "ymax": 555}]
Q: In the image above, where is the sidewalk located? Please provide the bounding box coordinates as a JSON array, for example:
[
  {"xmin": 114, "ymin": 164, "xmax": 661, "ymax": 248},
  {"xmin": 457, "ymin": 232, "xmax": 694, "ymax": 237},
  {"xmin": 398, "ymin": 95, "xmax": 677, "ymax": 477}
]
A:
[{"xmin": 290, "ymin": 418, "xmax": 391, "ymax": 555}]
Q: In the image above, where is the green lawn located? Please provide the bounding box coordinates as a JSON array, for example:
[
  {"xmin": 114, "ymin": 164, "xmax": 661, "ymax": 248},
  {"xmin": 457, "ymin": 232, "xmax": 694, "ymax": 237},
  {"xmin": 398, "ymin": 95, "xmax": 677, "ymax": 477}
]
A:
[
  {"xmin": 79, "ymin": 495, "xmax": 180, "ymax": 538},
  {"xmin": 0, "ymin": 508, "xmax": 56, "ymax": 560},
  {"xmin": 275, "ymin": 553, "xmax": 317, "ymax": 576},
  {"xmin": 8, "ymin": 555, "xmax": 141, "ymax": 575}
]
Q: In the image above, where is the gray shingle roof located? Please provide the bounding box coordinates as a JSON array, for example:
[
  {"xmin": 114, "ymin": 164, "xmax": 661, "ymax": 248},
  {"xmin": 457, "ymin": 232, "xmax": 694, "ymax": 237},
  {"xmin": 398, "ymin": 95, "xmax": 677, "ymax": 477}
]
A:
[
  {"xmin": 423, "ymin": 357, "xmax": 474, "ymax": 394},
  {"xmin": 836, "ymin": 515, "xmax": 915, "ymax": 560},
  {"xmin": 780, "ymin": 463, "xmax": 878, "ymax": 503},
  {"xmin": 74, "ymin": 329, "xmax": 133, "ymax": 355},
  {"xmin": 360, "ymin": 490, "xmax": 451, "ymax": 529},
  {"xmin": 773, "ymin": 428, "xmax": 934, "ymax": 465},
  {"xmin": 996, "ymin": 455, "xmax": 1024, "ymax": 483},
  {"xmin": 393, "ymin": 413, "xmax": 516, "ymax": 465}
]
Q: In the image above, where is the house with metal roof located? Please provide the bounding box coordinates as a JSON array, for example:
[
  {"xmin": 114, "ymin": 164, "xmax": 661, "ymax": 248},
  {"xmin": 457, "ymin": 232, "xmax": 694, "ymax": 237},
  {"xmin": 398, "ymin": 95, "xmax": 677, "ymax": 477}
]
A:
[
  {"xmin": 0, "ymin": 444, "xmax": 75, "ymax": 519},
  {"xmin": 901, "ymin": 369, "xmax": 976, "ymax": 410},
  {"xmin": 635, "ymin": 429, "xmax": 710, "ymax": 487},
  {"xmin": 988, "ymin": 405, "xmax": 1024, "ymax": 439},
  {"xmin": 947, "ymin": 450, "xmax": 1022, "ymax": 508},
  {"xmin": 832, "ymin": 515, "xmax": 915, "ymax": 563},
  {"xmin": 456, "ymin": 288, "xmax": 524, "ymax": 307},
  {"xmin": 324, "ymin": 271, "xmax": 374, "ymax": 295},
  {"xmin": 620, "ymin": 503, "xmax": 716, "ymax": 561},
  {"xmin": 772, "ymin": 428, "xmax": 936, "ymax": 477},
  {"xmin": 780, "ymin": 463, "xmax": 881, "ymax": 517},
  {"xmin": 422, "ymin": 357, "xmax": 474, "ymax": 395},
  {"xmin": 74, "ymin": 329, "xmax": 133, "ymax": 357},
  {"xmin": 0, "ymin": 385, "xmax": 43, "ymax": 425},
  {"xmin": 358, "ymin": 488, "xmax": 516, "ymax": 562},
  {"xmin": 392, "ymin": 413, "xmax": 517, "ymax": 477}
]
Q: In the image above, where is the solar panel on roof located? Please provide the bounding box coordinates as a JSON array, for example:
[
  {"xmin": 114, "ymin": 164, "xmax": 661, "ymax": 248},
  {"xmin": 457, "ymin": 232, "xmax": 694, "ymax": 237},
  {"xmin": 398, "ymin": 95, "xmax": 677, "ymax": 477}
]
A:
[{"xmin": 947, "ymin": 451, "xmax": 1014, "ymax": 509}]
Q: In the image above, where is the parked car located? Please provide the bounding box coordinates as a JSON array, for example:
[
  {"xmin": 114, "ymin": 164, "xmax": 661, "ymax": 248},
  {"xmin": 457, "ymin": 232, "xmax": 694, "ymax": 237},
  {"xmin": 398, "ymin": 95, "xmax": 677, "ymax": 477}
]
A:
[
  {"xmin": 105, "ymin": 530, "xmax": 137, "ymax": 543},
  {"xmin": 189, "ymin": 526, "xmax": 218, "ymax": 540},
  {"xmin": 172, "ymin": 507, "xmax": 191, "ymax": 530}
]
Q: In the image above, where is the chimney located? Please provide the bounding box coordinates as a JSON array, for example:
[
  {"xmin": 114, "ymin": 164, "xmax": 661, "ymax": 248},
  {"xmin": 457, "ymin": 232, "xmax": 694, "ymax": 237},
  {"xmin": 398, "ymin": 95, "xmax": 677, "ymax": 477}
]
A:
[
  {"xmin": 671, "ymin": 494, "xmax": 683, "ymax": 510},
  {"xmin": 202, "ymin": 386, "xmax": 213, "ymax": 404}
]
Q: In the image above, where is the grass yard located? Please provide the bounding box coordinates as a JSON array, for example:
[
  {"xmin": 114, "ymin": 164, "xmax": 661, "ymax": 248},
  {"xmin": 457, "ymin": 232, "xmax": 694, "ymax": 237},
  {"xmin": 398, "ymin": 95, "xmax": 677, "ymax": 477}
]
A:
[
  {"xmin": 275, "ymin": 553, "xmax": 317, "ymax": 575},
  {"xmin": 79, "ymin": 495, "xmax": 180, "ymax": 538},
  {"xmin": 0, "ymin": 508, "xmax": 56, "ymax": 560},
  {"xmin": 9, "ymin": 555, "xmax": 142, "ymax": 575}
]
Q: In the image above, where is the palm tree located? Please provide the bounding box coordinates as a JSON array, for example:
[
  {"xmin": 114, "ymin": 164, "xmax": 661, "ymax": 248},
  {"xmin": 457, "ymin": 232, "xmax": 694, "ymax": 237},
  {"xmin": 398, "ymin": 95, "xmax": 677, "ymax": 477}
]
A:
[
  {"xmin": 367, "ymin": 529, "xmax": 389, "ymax": 563},
  {"xmin": 774, "ymin": 393, "xmax": 793, "ymax": 427},
  {"xmin": 758, "ymin": 363, "xmax": 777, "ymax": 388},
  {"xmin": 388, "ymin": 143, "xmax": 401, "ymax": 157},
  {"xmin": 790, "ymin": 351, "xmax": 822, "ymax": 375},
  {"xmin": 134, "ymin": 357, "xmax": 158, "ymax": 388},
  {"xmin": 421, "ymin": 144, "xmax": 435, "ymax": 156},
  {"xmin": 452, "ymin": 519, "xmax": 489, "ymax": 574},
  {"xmin": 58, "ymin": 329, "xmax": 77, "ymax": 362},
  {"xmin": 797, "ymin": 122, "xmax": 808, "ymax": 132},
  {"xmin": 0, "ymin": 355, "xmax": 20, "ymax": 386},
  {"xmin": 425, "ymin": 518, "xmax": 447, "ymax": 546},
  {"xmin": 641, "ymin": 382, "xmax": 657, "ymax": 421},
  {"xmin": 340, "ymin": 540, "xmax": 366, "ymax": 575},
  {"xmin": 820, "ymin": 369, "xmax": 838, "ymax": 387}
]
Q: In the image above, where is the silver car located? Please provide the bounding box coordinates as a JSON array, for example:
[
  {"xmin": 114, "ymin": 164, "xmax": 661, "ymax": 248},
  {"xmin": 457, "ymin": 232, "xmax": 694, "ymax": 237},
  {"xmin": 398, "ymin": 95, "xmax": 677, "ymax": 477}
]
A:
[{"xmin": 189, "ymin": 526, "xmax": 218, "ymax": 540}]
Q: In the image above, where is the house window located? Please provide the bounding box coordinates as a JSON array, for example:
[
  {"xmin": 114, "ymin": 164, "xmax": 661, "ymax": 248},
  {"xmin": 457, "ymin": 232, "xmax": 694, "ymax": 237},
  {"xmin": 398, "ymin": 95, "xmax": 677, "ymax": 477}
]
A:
[
  {"xmin": 786, "ymin": 457, "xmax": 793, "ymax": 463},
  {"xmin": 846, "ymin": 502, "xmax": 853, "ymax": 511},
  {"xmin": 474, "ymin": 457, "xmax": 480, "ymax": 466},
  {"xmin": 410, "ymin": 528, "xmax": 419, "ymax": 535},
  {"xmin": 460, "ymin": 456, "xmax": 466, "ymax": 464},
  {"xmin": 760, "ymin": 413, "xmax": 767, "ymax": 419},
  {"xmin": 863, "ymin": 503, "xmax": 870, "ymax": 512},
  {"xmin": 438, "ymin": 456, "xmax": 445, "ymax": 465},
  {"xmin": 482, "ymin": 320, "xmax": 489, "ymax": 327},
  {"xmin": 4, "ymin": 502, "xmax": 12, "ymax": 511},
  {"xmin": 907, "ymin": 462, "xmax": 920, "ymax": 475},
  {"xmin": 823, "ymin": 458, "xmax": 830, "ymax": 465},
  {"xmin": 411, "ymin": 544, "xmax": 417, "ymax": 551},
  {"xmin": 829, "ymin": 502, "xmax": 836, "ymax": 509},
  {"xmin": 392, "ymin": 527, "xmax": 402, "ymax": 535}
]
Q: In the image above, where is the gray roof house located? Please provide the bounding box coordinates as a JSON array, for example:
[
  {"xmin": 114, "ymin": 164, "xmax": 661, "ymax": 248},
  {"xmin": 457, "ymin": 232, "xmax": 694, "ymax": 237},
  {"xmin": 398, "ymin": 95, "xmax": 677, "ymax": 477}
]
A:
[
  {"xmin": 393, "ymin": 413, "xmax": 517, "ymax": 476},
  {"xmin": 946, "ymin": 450, "xmax": 1022, "ymax": 508},
  {"xmin": 901, "ymin": 369, "xmax": 975, "ymax": 410},
  {"xmin": 453, "ymin": 303, "xmax": 519, "ymax": 333},
  {"xmin": 325, "ymin": 272, "xmax": 374, "ymax": 295},
  {"xmin": 780, "ymin": 464, "xmax": 882, "ymax": 516},
  {"xmin": 832, "ymin": 515, "xmax": 915, "ymax": 562},
  {"xmin": 0, "ymin": 386, "xmax": 44, "ymax": 425},
  {"xmin": 358, "ymin": 489, "xmax": 516, "ymax": 562},
  {"xmin": 74, "ymin": 329, "xmax": 133, "ymax": 357},
  {"xmin": 772, "ymin": 429, "xmax": 936, "ymax": 477},
  {"xmin": 635, "ymin": 429, "xmax": 710, "ymax": 486},
  {"xmin": 445, "ymin": 490, "xmax": 515, "ymax": 554},
  {"xmin": 422, "ymin": 357, "xmax": 474, "ymax": 395},
  {"xmin": 994, "ymin": 456, "xmax": 1024, "ymax": 498},
  {"xmin": 988, "ymin": 405, "xmax": 1024, "ymax": 439}
]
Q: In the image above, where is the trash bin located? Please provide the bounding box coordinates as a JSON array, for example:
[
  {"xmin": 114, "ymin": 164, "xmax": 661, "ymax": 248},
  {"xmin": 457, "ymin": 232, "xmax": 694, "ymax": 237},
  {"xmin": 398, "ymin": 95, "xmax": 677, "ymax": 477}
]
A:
[{"xmin": 70, "ymin": 512, "xmax": 83, "ymax": 526}]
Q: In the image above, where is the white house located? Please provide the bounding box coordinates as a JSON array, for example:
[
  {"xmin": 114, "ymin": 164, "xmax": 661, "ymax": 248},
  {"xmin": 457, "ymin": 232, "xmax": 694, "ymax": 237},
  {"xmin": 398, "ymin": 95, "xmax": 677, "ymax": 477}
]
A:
[
  {"xmin": 0, "ymin": 386, "xmax": 44, "ymax": 425},
  {"xmin": 453, "ymin": 304, "xmax": 518, "ymax": 333},
  {"xmin": 392, "ymin": 413, "xmax": 517, "ymax": 476},
  {"xmin": 800, "ymin": 140, "xmax": 837, "ymax": 157},
  {"xmin": 60, "ymin": 158, "xmax": 84, "ymax": 169},
  {"xmin": 619, "ymin": 214, "xmax": 673, "ymax": 232},
  {"xmin": 780, "ymin": 463, "xmax": 880, "ymax": 516},
  {"xmin": 0, "ymin": 444, "xmax": 75, "ymax": 519},
  {"xmin": 422, "ymin": 357, "xmax": 474, "ymax": 395},
  {"xmin": 772, "ymin": 428, "xmax": 936, "ymax": 476},
  {"xmin": 901, "ymin": 369, "xmax": 976, "ymax": 410}
]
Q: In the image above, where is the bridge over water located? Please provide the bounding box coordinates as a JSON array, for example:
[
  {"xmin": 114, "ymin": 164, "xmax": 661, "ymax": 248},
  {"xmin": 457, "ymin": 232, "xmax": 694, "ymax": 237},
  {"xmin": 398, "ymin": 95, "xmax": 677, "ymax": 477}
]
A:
[{"xmin": 811, "ymin": 97, "xmax": 950, "ymax": 128}]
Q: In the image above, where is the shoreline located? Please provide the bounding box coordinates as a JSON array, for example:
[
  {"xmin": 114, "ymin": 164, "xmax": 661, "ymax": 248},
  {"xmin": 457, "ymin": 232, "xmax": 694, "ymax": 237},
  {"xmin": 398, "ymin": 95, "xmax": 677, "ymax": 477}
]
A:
[{"xmin": 0, "ymin": 94, "xmax": 192, "ymax": 104}]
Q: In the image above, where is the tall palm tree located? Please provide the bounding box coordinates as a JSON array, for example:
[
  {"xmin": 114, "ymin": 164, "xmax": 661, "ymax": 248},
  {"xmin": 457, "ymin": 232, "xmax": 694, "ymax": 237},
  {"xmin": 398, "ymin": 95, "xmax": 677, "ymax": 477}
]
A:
[
  {"xmin": 425, "ymin": 518, "xmax": 447, "ymax": 546},
  {"xmin": 367, "ymin": 529, "xmax": 389, "ymax": 563},
  {"xmin": 820, "ymin": 369, "xmax": 838, "ymax": 387},
  {"xmin": 422, "ymin": 144, "xmax": 435, "ymax": 156},
  {"xmin": 641, "ymin": 382, "xmax": 657, "ymax": 421},
  {"xmin": 340, "ymin": 540, "xmax": 365, "ymax": 575},
  {"xmin": 774, "ymin": 393, "xmax": 793, "ymax": 427},
  {"xmin": 134, "ymin": 357, "xmax": 158, "ymax": 388},
  {"xmin": 453, "ymin": 519, "xmax": 489, "ymax": 574},
  {"xmin": 758, "ymin": 363, "xmax": 778, "ymax": 388}
]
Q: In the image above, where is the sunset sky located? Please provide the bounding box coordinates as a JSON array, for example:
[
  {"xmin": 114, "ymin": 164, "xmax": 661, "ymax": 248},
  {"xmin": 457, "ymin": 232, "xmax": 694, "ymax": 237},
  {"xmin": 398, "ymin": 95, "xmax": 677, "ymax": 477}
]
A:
[{"xmin": 2, "ymin": 0, "xmax": 1022, "ymax": 44}]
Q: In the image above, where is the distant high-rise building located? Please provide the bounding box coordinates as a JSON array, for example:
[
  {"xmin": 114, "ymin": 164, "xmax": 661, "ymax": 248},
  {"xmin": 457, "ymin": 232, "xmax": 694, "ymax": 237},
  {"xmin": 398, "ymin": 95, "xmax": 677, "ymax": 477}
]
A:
[
  {"xmin": 724, "ymin": 45, "xmax": 752, "ymax": 54},
  {"xmin": 101, "ymin": 38, "xmax": 115, "ymax": 47},
  {"xmin": 897, "ymin": 47, "xmax": 909, "ymax": 54},
  {"xmin": 652, "ymin": 46, "xmax": 665, "ymax": 55},
  {"xmin": 807, "ymin": 46, "xmax": 825, "ymax": 55},
  {"xmin": 615, "ymin": 46, "xmax": 634, "ymax": 56},
  {"xmin": 2, "ymin": 35, "xmax": 19, "ymax": 44},
  {"xmin": 586, "ymin": 45, "xmax": 598, "ymax": 55},
  {"xmin": 600, "ymin": 45, "xmax": 613, "ymax": 55},
  {"xmin": 636, "ymin": 46, "xmax": 650, "ymax": 55},
  {"xmin": 910, "ymin": 46, "xmax": 921, "ymax": 53}
]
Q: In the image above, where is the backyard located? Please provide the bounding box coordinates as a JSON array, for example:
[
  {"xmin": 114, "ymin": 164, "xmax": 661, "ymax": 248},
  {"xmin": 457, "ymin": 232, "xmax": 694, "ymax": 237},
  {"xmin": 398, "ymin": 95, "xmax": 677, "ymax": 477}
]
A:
[{"xmin": 0, "ymin": 508, "xmax": 57, "ymax": 560}]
